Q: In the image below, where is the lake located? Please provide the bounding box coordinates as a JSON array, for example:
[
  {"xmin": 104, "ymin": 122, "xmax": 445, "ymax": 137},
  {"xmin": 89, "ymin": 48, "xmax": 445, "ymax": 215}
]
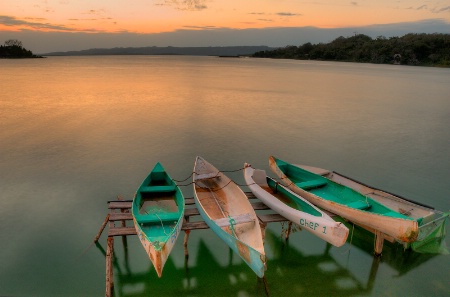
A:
[{"xmin": 0, "ymin": 56, "xmax": 449, "ymax": 296}]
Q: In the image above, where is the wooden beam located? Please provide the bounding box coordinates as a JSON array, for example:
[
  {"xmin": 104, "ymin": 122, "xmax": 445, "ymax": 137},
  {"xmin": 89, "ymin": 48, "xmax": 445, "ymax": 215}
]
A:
[{"xmin": 95, "ymin": 214, "xmax": 110, "ymax": 243}]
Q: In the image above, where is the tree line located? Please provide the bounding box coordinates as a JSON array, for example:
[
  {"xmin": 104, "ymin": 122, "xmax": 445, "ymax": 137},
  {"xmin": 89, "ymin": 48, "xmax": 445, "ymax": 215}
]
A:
[
  {"xmin": 0, "ymin": 39, "xmax": 42, "ymax": 58},
  {"xmin": 252, "ymin": 33, "xmax": 450, "ymax": 67}
]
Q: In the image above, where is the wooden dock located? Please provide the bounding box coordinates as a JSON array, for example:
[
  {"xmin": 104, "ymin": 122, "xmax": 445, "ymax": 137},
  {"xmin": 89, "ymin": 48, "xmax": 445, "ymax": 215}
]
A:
[
  {"xmin": 96, "ymin": 192, "xmax": 291, "ymax": 297},
  {"xmin": 96, "ymin": 192, "xmax": 393, "ymax": 296}
]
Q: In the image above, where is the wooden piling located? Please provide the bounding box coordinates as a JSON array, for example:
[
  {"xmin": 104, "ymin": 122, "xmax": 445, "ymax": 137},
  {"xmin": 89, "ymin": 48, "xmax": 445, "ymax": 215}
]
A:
[
  {"xmin": 285, "ymin": 221, "xmax": 293, "ymax": 240},
  {"xmin": 184, "ymin": 230, "xmax": 191, "ymax": 259},
  {"xmin": 374, "ymin": 230, "xmax": 384, "ymax": 256},
  {"xmin": 106, "ymin": 237, "xmax": 114, "ymax": 297}
]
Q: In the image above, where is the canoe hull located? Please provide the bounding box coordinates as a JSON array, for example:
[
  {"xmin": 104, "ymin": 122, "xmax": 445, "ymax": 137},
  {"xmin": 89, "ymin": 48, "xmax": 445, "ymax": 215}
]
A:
[
  {"xmin": 132, "ymin": 162, "xmax": 185, "ymax": 277},
  {"xmin": 269, "ymin": 156, "xmax": 419, "ymax": 243},
  {"xmin": 193, "ymin": 156, "xmax": 266, "ymax": 278},
  {"xmin": 244, "ymin": 165, "xmax": 348, "ymax": 247},
  {"xmin": 133, "ymin": 215, "xmax": 183, "ymax": 277},
  {"xmin": 299, "ymin": 165, "xmax": 449, "ymax": 249}
]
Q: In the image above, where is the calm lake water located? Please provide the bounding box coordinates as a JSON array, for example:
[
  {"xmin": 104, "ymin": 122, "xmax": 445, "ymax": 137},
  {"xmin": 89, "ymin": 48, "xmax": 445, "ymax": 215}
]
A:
[{"xmin": 1, "ymin": 56, "xmax": 449, "ymax": 296}]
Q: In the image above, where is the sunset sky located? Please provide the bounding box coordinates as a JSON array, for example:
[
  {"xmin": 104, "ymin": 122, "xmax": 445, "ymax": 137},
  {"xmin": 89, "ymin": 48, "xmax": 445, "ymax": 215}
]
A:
[{"xmin": 1, "ymin": 0, "xmax": 450, "ymax": 53}]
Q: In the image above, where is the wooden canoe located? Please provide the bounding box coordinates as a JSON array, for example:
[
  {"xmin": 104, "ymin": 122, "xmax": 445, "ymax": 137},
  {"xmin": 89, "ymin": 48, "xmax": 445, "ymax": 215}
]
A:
[
  {"xmin": 296, "ymin": 164, "xmax": 449, "ymax": 249},
  {"xmin": 131, "ymin": 162, "xmax": 185, "ymax": 277},
  {"xmin": 244, "ymin": 163, "xmax": 349, "ymax": 247},
  {"xmin": 193, "ymin": 156, "xmax": 266, "ymax": 278},
  {"xmin": 269, "ymin": 156, "xmax": 419, "ymax": 243}
]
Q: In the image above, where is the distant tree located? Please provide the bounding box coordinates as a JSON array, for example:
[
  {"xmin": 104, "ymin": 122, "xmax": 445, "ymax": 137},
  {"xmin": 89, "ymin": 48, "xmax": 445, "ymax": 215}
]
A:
[
  {"xmin": 4, "ymin": 39, "xmax": 23, "ymax": 47},
  {"xmin": 251, "ymin": 33, "xmax": 450, "ymax": 67}
]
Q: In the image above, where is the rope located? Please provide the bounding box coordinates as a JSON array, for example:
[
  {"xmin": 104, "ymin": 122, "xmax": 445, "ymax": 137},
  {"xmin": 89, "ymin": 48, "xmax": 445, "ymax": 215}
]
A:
[
  {"xmin": 154, "ymin": 213, "xmax": 170, "ymax": 236},
  {"xmin": 228, "ymin": 215, "xmax": 236, "ymax": 236},
  {"xmin": 174, "ymin": 166, "xmax": 255, "ymax": 189},
  {"xmin": 341, "ymin": 223, "xmax": 355, "ymax": 254},
  {"xmin": 174, "ymin": 166, "xmax": 246, "ymax": 184}
]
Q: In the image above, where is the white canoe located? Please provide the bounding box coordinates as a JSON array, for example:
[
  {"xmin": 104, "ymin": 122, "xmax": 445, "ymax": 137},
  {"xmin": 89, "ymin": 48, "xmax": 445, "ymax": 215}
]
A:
[{"xmin": 244, "ymin": 164, "xmax": 349, "ymax": 247}]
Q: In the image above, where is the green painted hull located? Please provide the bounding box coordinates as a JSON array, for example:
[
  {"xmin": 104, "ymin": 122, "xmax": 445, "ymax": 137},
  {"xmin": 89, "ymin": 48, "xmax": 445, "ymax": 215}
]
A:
[
  {"xmin": 132, "ymin": 162, "xmax": 185, "ymax": 277},
  {"xmin": 269, "ymin": 156, "xmax": 419, "ymax": 242}
]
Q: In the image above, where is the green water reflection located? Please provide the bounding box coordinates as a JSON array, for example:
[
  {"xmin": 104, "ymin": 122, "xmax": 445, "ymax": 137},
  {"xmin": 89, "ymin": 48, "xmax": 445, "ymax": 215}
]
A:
[{"xmin": 97, "ymin": 221, "xmax": 446, "ymax": 297}]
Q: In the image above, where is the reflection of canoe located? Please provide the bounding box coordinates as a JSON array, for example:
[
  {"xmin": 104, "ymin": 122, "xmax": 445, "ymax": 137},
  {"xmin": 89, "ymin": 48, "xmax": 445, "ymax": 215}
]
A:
[
  {"xmin": 295, "ymin": 164, "xmax": 449, "ymax": 252},
  {"xmin": 193, "ymin": 156, "xmax": 266, "ymax": 277},
  {"xmin": 269, "ymin": 156, "xmax": 419, "ymax": 243},
  {"xmin": 244, "ymin": 163, "xmax": 349, "ymax": 247},
  {"xmin": 131, "ymin": 162, "xmax": 185, "ymax": 277}
]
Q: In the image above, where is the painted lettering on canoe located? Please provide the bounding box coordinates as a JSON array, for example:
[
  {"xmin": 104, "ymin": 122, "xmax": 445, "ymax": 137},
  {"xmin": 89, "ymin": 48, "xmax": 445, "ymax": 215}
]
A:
[{"xmin": 299, "ymin": 218, "xmax": 326, "ymax": 234}]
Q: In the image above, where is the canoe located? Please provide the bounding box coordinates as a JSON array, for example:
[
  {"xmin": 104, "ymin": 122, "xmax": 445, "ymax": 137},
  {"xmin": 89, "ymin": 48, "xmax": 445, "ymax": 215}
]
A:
[
  {"xmin": 295, "ymin": 164, "xmax": 449, "ymax": 252},
  {"xmin": 131, "ymin": 162, "xmax": 185, "ymax": 277},
  {"xmin": 244, "ymin": 163, "xmax": 349, "ymax": 247},
  {"xmin": 269, "ymin": 156, "xmax": 419, "ymax": 243},
  {"xmin": 193, "ymin": 156, "xmax": 266, "ymax": 278}
]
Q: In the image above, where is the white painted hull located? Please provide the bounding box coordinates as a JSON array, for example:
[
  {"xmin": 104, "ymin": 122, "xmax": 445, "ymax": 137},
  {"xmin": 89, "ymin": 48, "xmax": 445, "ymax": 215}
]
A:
[{"xmin": 244, "ymin": 164, "xmax": 348, "ymax": 247}]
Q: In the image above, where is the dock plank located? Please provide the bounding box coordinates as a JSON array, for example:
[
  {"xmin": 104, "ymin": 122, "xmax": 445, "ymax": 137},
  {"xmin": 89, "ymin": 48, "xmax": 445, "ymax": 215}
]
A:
[
  {"xmin": 108, "ymin": 227, "xmax": 137, "ymax": 237},
  {"xmin": 109, "ymin": 201, "xmax": 132, "ymax": 209},
  {"xmin": 109, "ymin": 213, "xmax": 133, "ymax": 221},
  {"xmin": 105, "ymin": 192, "xmax": 289, "ymax": 237}
]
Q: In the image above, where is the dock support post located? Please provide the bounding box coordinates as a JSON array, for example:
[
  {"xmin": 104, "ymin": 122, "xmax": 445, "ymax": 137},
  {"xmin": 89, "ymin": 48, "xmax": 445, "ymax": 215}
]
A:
[
  {"xmin": 106, "ymin": 237, "xmax": 114, "ymax": 297},
  {"xmin": 95, "ymin": 214, "xmax": 110, "ymax": 243},
  {"xmin": 285, "ymin": 221, "xmax": 292, "ymax": 241},
  {"xmin": 260, "ymin": 222, "xmax": 267, "ymax": 244},
  {"xmin": 374, "ymin": 230, "xmax": 384, "ymax": 256},
  {"xmin": 184, "ymin": 230, "xmax": 190, "ymax": 260}
]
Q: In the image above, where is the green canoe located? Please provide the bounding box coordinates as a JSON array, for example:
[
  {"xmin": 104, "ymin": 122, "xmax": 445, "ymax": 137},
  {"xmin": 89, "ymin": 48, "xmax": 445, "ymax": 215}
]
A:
[
  {"xmin": 132, "ymin": 162, "xmax": 185, "ymax": 277},
  {"xmin": 269, "ymin": 156, "xmax": 418, "ymax": 243}
]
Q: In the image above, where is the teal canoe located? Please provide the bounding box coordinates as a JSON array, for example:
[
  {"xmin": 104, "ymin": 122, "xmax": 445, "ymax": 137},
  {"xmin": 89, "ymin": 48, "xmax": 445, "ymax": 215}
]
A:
[
  {"xmin": 132, "ymin": 162, "xmax": 185, "ymax": 277},
  {"xmin": 269, "ymin": 156, "xmax": 419, "ymax": 243},
  {"xmin": 193, "ymin": 156, "xmax": 266, "ymax": 278}
]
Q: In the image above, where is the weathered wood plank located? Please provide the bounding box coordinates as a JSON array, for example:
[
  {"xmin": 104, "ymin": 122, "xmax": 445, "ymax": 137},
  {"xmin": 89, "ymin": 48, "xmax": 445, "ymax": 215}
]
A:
[
  {"xmin": 184, "ymin": 208, "xmax": 200, "ymax": 217},
  {"xmin": 109, "ymin": 201, "xmax": 132, "ymax": 209},
  {"xmin": 108, "ymin": 227, "xmax": 137, "ymax": 237},
  {"xmin": 258, "ymin": 213, "xmax": 287, "ymax": 223},
  {"xmin": 109, "ymin": 213, "xmax": 133, "ymax": 221},
  {"xmin": 182, "ymin": 221, "xmax": 209, "ymax": 230},
  {"xmin": 251, "ymin": 202, "xmax": 270, "ymax": 210},
  {"xmin": 185, "ymin": 198, "xmax": 195, "ymax": 205}
]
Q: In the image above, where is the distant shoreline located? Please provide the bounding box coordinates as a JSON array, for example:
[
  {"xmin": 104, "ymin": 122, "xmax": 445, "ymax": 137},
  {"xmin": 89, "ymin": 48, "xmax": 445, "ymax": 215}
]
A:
[{"xmin": 41, "ymin": 46, "xmax": 276, "ymax": 57}]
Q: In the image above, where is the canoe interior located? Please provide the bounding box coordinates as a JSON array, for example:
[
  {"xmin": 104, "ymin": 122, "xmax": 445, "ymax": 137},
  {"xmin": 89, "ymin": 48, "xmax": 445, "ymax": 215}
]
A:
[
  {"xmin": 319, "ymin": 170, "xmax": 442, "ymax": 229},
  {"xmin": 134, "ymin": 163, "xmax": 184, "ymax": 241},
  {"xmin": 196, "ymin": 177, "xmax": 262, "ymax": 248},
  {"xmin": 262, "ymin": 177, "xmax": 322, "ymax": 217},
  {"xmin": 275, "ymin": 158, "xmax": 414, "ymax": 221},
  {"xmin": 194, "ymin": 158, "xmax": 264, "ymax": 253}
]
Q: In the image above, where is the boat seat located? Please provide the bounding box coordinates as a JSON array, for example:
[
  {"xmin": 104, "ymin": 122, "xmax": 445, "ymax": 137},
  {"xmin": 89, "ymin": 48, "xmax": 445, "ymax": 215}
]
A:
[
  {"xmin": 214, "ymin": 213, "xmax": 255, "ymax": 228},
  {"xmin": 136, "ymin": 212, "xmax": 180, "ymax": 224},
  {"xmin": 140, "ymin": 185, "xmax": 176, "ymax": 193},
  {"xmin": 383, "ymin": 211, "xmax": 408, "ymax": 219},
  {"xmin": 346, "ymin": 200, "xmax": 371, "ymax": 210},
  {"xmin": 296, "ymin": 179, "xmax": 327, "ymax": 190},
  {"xmin": 195, "ymin": 172, "xmax": 219, "ymax": 181}
]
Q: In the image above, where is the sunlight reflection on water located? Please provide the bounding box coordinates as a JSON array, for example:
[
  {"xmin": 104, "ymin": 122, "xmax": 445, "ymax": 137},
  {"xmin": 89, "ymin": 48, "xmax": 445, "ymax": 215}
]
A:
[{"xmin": 0, "ymin": 56, "xmax": 449, "ymax": 296}]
